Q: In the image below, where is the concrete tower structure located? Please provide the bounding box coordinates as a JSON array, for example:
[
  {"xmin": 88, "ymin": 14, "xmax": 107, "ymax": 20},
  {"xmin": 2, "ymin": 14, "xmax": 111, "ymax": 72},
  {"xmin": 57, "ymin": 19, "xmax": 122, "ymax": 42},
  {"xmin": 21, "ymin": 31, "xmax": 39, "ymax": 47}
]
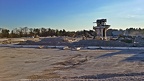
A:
[{"xmin": 93, "ymin": 19, "xmax": 110, "ymax": 40}]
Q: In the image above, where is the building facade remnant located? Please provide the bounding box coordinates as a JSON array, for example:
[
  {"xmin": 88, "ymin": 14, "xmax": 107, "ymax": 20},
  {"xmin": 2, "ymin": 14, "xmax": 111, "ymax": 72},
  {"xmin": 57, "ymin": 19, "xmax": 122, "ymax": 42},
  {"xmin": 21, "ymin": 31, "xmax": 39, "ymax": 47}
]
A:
[{"xmin": 93, "ymin": 19, "xmax": 110, "ymax": 40}]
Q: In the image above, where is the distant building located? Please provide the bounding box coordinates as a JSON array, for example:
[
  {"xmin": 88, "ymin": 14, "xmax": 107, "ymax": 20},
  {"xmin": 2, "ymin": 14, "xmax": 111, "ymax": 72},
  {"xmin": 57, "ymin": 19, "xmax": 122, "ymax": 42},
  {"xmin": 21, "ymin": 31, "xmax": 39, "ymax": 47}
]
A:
[
  {"xmin": 112, "ymin": 31, "xmax": 123, "ymax": 36},
  {"xmin": 93, "ymin": 19, "xmax": 110, "ymax": 40},
  {"xmin": 123, "ymin": 30, "xmax": 129, "ymax": 36}
]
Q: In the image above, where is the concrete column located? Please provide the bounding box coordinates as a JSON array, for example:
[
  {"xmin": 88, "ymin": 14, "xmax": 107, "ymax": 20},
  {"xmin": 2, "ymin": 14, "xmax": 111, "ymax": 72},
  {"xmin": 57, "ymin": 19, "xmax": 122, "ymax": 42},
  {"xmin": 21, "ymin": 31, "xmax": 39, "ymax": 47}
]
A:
[{"xmin": 100, "ymin": 28, "xmax": 104, "ymax": 39}]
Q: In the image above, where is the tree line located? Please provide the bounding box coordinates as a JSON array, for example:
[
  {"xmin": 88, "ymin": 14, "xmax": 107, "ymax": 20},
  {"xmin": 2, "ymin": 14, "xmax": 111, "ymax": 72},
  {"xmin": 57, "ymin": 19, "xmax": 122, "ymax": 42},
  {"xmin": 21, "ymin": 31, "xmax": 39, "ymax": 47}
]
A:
[
  {"xmin": 0, "ymin": 27, "xmax": 144, "ymax": 38},
  {"xmin": 0, "ymin": 27, "xmax": 81, "ymax": 38}
]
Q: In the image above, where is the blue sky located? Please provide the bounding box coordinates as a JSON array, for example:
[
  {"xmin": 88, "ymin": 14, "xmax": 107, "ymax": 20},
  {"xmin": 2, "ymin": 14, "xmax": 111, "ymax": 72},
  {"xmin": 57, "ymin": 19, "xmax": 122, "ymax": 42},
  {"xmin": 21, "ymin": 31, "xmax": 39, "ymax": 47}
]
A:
[{"xmin": 0, "ymin": 0, "xmax": 144, "ymax": 31}]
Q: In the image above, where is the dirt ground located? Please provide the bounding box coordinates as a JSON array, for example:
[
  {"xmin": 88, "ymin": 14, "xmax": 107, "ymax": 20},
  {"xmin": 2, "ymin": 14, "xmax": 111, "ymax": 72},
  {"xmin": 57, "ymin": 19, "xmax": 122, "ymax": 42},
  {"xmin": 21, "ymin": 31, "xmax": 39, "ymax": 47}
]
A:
[{"xmin": 1, "ymin": 47, "xmax": 144, "ymax": 81}]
